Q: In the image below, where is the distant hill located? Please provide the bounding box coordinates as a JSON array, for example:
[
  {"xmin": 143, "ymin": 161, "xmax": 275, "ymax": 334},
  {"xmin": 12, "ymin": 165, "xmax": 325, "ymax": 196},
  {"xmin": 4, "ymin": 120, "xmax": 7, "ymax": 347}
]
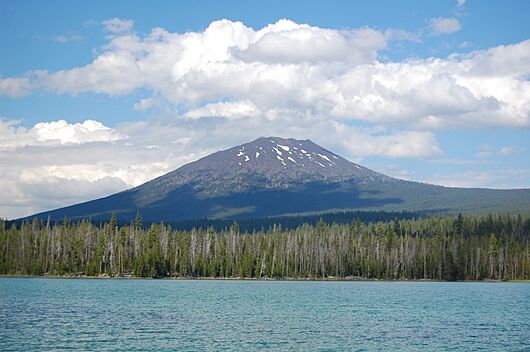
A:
[{"xmin": 21, "ymin": 137, "xmax": 530, "ymax": 222}]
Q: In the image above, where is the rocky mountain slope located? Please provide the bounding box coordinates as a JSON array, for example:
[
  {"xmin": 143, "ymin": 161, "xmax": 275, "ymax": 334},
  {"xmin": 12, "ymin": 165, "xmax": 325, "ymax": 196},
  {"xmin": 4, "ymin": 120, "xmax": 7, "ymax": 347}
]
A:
[{"xmin": 23, "ymin": 137, "xmax": 530, "ymax": 222}]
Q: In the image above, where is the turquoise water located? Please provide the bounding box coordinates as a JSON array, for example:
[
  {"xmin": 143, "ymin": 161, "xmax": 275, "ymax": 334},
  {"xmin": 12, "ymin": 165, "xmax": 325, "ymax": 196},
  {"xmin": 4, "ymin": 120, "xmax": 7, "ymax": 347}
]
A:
[{"xmin": 0, "ymin": 278, "xmax": 529, "ymax": 351}]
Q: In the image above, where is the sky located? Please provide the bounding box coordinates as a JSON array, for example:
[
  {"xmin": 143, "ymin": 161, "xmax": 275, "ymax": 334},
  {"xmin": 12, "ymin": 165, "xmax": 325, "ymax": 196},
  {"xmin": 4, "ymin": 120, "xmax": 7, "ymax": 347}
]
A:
[{"xmin": 1, "ymin": 0, "xmax": 529, "ymax": 219}]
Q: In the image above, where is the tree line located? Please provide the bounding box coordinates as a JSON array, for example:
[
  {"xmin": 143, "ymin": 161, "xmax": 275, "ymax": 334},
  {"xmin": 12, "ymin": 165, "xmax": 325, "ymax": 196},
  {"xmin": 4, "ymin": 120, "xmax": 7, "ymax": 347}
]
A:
[
  {"xmin": 1, "ymin": 213, "xmax": 529, "ymax": 280},
  {"xmin": 163, "ymin": 209, "xmax": 433, "ymax": 232},
  {"xmin": 10, "ymin": 209, "xmax": 433, "ymax": 233}
]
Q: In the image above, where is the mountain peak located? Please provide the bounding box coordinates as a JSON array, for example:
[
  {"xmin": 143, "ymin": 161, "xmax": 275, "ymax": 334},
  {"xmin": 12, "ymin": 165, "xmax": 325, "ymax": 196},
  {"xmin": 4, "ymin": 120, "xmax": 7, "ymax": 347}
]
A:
[
  {"xmin": 132, "ymin": 137, "xmax": 388, "ymax": 209},
  {"xmin": 231, "ymin": 136, "xmax": 341, "ymax": 169},
  {"xmin": 134, "ymin": 137, "xmax": 391, "ymax": 207},
  {"xmin": 187, "ymin": 136, "xmax": 388, "ymax": 184}
]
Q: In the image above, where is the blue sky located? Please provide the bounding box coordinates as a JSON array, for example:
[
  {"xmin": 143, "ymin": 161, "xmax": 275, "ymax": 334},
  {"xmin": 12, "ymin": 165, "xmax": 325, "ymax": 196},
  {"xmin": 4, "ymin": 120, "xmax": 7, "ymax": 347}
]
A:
[{"xmin": 1, "ymin": 0, "xmax": 529, "ymax": 219}]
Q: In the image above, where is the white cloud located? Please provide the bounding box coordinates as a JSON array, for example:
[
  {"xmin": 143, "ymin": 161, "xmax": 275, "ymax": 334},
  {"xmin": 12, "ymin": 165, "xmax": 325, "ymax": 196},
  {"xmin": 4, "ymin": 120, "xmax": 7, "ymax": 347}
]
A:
[
  {"xmin": 332, "ymin": 126, "xmax": 441, "ymax": 158},
  {"xmin": 34, "ymin": 119, "xmax": 124, "ymax": 144},
  {"xmin": 103, "ymin": 18, "xmax": 134, "ymax": 34},
  {"xmin": 184, "ymin": 100, "xmax": 260, "ymax": 120},
  {"xmin": 0, "ymin": 175, "xmax": 128, "ymax": 220},
  {"xmin": 429, "ymin": 17, "xmax": 462, "ymax": 35},
  {"xmin": 457, "ymin": 0, "xmax": 466, "ymax": 7},
  {"xmin": 2, "ymin": 19, "xmax": 527, "ymax": 129},
  {"xmin": 0, "ymin": 77, "xmax": 34, "ymax": 97},
  {"xmin": 0, "ymin": 119, "xmax": 177, "ymax": 219},
  {"xmin": 237, "ymin": 19, "xmax": 387, "ymax": 64},
  {"xmin": 0, "ymin": 119, "xmax": 124, "ymax": 149},
  {"xmin": 0, "ymin": 20, "xmax": 530, "ymax": 130}
]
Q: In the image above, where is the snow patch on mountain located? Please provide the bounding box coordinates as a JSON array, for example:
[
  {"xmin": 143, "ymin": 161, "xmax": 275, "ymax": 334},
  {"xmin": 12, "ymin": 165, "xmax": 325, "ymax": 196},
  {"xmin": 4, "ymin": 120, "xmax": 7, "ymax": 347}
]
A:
[{"xmin": 318, "ymin": 153, "xmax": 331, "ymax": 162}]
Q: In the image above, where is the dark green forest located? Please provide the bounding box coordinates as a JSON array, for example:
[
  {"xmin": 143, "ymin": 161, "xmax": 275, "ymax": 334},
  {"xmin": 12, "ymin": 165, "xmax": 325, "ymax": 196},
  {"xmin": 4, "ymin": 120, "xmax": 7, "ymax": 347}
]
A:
[
  {"xmin": 148, "ymin": 210, "xmax": 433, "ymax": 233},
  {"xmin": 1, "ymin": 213, "xmax": 529, "ymax": 280},
  {"xmin": 18, "ymin": 210, "xmax": 432, "ymax": 233}
]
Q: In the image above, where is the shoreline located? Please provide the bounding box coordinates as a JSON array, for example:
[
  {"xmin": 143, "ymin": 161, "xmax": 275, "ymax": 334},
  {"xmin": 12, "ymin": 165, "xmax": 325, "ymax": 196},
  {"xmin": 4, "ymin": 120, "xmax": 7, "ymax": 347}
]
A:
[{"xmin": 1, "ymin": 274, "xmax": 528, "ymax": 283}]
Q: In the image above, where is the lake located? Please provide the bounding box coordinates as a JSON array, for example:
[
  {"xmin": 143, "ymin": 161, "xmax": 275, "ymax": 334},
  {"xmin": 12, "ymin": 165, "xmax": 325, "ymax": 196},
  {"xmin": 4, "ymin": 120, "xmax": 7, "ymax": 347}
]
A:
[{"xmin": 0, "ymin": 278, "xmax": 529, "ymax": 351}]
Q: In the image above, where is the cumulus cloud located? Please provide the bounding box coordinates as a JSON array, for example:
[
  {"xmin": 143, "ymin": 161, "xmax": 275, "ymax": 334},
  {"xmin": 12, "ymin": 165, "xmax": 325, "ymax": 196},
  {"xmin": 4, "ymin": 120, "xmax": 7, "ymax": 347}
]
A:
[
  {"xmin": 236, "ymin": 19, "xmax": 387, "ymax": 64},
  {"xmin": 0, "ymin": 119, "xmax": 175, "ymax": 219},
  {"xmin": 2, "ymin": 19, "xmax": 528, "ymax": 129},
  {"xmin": 0, "ymin": 119, "xmax": 124, "ymax": 149},
  {"xmin": 1, "ymin": 175, "xmax": 128, "ymax": 219},
  {"xmin": 184, "ymin": 100, "xmax": 260, "ymax": 120},
  {"xmin": 34, "ymin": 120, "xmax": 124, "ymax": 144},
  {"xmin": 429, "ymin": 17, "xmax": 462, "ymax": 35}
]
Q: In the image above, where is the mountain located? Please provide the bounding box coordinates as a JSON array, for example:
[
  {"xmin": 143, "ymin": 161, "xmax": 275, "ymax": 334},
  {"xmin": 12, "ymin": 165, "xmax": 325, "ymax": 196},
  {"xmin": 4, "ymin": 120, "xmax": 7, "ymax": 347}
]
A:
[{"xmin": 22, "ymin": 137, "xmax": 530, "ymax": 222}]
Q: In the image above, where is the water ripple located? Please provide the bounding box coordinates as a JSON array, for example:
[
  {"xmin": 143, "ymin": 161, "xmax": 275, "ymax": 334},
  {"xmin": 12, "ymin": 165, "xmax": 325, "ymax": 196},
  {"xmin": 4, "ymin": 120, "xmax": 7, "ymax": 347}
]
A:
[{"xmin": 0, "ymin": 279, "xmax": 529, "ymax": 351}]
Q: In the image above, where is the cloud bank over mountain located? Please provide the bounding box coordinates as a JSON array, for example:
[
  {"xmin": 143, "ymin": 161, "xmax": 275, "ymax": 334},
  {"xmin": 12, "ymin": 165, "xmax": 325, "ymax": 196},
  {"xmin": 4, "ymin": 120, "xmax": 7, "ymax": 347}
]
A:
[{"xmin": 1, "ymin": 17, "xmax": 529, "ymax": 218}]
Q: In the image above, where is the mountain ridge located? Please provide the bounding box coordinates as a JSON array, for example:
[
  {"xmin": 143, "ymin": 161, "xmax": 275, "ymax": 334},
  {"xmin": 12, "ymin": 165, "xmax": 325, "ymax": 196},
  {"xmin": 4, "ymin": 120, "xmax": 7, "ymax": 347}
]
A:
[{"xmin": 20, "ymin": 137, "xmax": 530, "ymax": 222}]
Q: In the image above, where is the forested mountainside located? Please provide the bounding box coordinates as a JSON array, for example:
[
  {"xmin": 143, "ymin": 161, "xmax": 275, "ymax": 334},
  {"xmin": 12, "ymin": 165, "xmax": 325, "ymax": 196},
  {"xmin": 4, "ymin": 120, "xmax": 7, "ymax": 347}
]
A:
[
  {"xmin": 2, "ymin": 213, "xmax": 529, "ymax": 280},
  {"xmin": 22, "ymin": 137, "xmax": 530, "ymax": 223}
]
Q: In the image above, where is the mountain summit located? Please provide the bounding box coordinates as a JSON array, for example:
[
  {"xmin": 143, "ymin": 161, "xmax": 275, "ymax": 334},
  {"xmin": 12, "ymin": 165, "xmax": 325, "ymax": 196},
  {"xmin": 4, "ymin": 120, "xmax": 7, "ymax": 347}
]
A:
[
  {"xmin": 24, "ymin": 137, "xmax": 530, "ymax": 222},
  {"xmin": 141, "ymin": 137, "xmax": 392, "ymax": 198}
]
